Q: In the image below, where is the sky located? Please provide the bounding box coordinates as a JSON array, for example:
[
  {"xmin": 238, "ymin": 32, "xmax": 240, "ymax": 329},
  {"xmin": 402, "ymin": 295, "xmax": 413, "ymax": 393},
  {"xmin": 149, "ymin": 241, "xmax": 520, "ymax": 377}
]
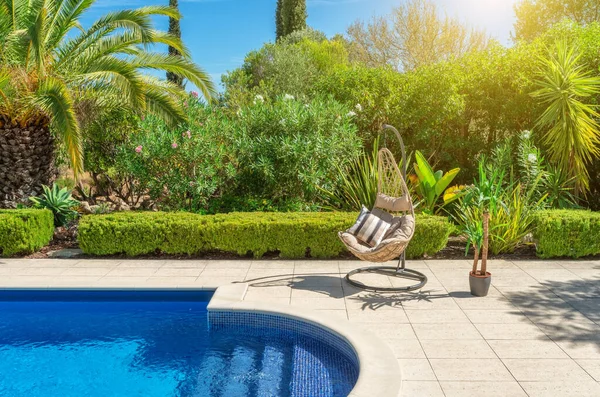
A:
[{"xmin": 85, "ymin": 0, "xmax": 518, "ymax": 89}]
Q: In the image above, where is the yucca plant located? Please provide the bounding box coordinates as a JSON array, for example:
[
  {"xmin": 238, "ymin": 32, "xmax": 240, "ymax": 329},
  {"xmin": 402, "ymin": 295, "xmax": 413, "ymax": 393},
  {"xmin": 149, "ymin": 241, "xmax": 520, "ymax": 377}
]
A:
[
  {"xmin": 29, "ymin": 184, "xmax": 79, "ymax": 227},
  {"xmin": 320, "ymin": 139, "xmax": 379, "ymax": 210},
  {"xmin": 0, "ymin": 0, "xmax": 217, "ymax": 207},
  {"xmin": 532, "ymin": 39, "xmax": 600, "ymax": 196}
]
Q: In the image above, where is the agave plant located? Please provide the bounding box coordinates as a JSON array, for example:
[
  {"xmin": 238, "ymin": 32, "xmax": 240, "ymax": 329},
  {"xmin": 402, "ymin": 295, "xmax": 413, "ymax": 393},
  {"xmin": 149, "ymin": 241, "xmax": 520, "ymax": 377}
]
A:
[
  {"xmin": 532, "ymin": 39, "xmax": 600, "ymax": 195},
  {"xmin": 29, "ymin": 184, "xmax": 79, "ymax": 227},
  {"xmin": 0, "ymin": 0, "xmax": 217, "ymax": 207},
  {"xmin": 412, "ymin": 150, "xmax": 460, "ymax": 214}
]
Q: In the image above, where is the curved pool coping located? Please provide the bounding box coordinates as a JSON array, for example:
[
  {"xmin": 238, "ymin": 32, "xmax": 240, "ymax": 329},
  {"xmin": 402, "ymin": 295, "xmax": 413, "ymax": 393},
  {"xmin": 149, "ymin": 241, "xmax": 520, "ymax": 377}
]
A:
[{"xmin": 208, "ymin": 284, "xmax": 402, "ymax": 397}]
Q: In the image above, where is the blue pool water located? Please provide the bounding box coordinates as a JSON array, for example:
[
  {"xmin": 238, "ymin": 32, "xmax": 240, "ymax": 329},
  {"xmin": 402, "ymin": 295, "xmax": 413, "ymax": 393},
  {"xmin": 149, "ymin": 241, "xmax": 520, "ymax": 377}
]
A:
[{"xmin": 0, "ymin": 290, "xmax": 358, "ymax": 397}]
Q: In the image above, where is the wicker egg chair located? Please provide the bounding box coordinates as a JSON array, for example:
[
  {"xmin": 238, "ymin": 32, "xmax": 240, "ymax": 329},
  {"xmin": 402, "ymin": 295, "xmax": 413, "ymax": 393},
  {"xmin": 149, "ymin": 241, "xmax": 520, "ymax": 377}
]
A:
[{"xmin": 339, "ymin": 125, "xmax": 427, "ymax": 292}]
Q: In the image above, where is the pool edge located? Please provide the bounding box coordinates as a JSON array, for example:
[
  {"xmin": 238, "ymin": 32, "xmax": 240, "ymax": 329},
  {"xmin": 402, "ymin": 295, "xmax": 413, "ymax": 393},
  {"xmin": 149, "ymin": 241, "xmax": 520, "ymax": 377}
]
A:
[{"xmin": 208, "ymin": 284, "xmax": 402, "ymax": 397}]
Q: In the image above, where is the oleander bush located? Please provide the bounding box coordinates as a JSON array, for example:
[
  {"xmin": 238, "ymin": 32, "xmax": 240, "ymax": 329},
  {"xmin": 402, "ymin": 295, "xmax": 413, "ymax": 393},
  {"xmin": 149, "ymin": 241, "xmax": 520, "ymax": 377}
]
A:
[
  {"xmin": 533, "ymin": 210, "xmax": 600, "ymax": 258},
  {"xmin": 78, "ymin": 211, "xmax": 451, "ymax": 259},
  {"xmin": 0, "ymin": 209, "xmax": 54, "ymax": 256}
]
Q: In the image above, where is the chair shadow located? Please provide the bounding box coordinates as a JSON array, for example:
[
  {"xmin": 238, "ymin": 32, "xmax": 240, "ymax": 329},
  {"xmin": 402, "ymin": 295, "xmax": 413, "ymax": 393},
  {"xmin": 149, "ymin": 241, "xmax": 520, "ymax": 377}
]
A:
[{"xmin": 241, "ymin": 271, "xmax": 451, "ymax": 310}]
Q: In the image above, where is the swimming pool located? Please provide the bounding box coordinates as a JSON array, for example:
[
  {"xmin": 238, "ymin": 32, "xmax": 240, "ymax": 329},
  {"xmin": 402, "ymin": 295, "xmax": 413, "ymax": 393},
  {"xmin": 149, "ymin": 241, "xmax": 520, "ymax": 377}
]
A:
[{"xmin": 0, "ymin": 290, "xmax": 358, "ymax": 397}]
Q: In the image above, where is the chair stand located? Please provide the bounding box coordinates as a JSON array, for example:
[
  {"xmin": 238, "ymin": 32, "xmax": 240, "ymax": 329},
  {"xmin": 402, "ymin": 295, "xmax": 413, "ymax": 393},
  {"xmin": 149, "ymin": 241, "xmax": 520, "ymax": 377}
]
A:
[{"xmin": 345, "ymin": 253, "xmax": 428, "ymax": 292}]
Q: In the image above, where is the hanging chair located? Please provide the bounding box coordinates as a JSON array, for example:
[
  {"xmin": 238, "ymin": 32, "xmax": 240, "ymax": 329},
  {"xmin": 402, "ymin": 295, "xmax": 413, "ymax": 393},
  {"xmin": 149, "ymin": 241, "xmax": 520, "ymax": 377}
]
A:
[{"xmin": 339, "ymin": 125, "xmax": 427, "ymax": 292}]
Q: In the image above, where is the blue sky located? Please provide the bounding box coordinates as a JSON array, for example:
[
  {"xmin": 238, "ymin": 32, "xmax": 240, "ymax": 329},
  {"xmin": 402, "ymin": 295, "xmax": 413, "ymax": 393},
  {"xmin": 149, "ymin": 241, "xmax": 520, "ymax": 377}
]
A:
[{"xmin": 86, "ymin": 0, "xmax": 517, "ymax": 89}]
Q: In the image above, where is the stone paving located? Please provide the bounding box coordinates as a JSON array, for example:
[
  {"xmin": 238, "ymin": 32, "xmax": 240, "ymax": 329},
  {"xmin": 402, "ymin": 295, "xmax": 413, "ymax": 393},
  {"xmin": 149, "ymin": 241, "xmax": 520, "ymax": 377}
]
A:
[{"xmin": 0, "ymin": 257, "xmax": 599, "ymax": 396}]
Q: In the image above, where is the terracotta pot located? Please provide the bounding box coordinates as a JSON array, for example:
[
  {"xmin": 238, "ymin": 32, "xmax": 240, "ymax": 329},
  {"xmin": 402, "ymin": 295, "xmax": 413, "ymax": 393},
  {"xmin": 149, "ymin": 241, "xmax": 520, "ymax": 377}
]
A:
[{"xmin": 469, "ymin": 271, "xmax": 491, "ymax": 297}]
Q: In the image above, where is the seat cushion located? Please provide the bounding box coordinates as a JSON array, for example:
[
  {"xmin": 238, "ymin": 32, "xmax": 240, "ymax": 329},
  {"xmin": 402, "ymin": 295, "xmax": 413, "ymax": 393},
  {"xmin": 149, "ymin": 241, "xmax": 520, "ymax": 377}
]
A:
[
  {"xmin": 346, "ymin": 206, "xmax": 392, "ymax": 247},
  {"xmin": 382, "ymin": 215, "xmax": 415, "ymax": 243}
]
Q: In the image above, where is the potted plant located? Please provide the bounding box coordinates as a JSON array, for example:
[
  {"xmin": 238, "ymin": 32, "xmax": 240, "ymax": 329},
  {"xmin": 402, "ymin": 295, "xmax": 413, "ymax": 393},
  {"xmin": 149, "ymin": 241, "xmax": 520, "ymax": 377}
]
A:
[{"xmin": 456, "ymin": 159, "xmax": 504, "ymax": 296}]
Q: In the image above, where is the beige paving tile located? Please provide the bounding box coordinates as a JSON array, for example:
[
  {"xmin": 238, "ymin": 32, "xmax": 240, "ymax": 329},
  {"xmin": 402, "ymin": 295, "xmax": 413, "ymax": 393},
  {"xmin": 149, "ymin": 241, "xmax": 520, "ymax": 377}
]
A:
[
  {"xmin": 362, "ymin": 323, "xmax": 417, "ymax": 340},
  {"xmin": 421, "ymin": 339, "xmax": 496, "ymax": 359},
  {"xmin": 291, "ymin": 286, "xmax": 343, "ymax": 299},
  {"xmin": 60, "ymin": 267, "xmax": 114, "ymax": 277},
  {"xmin": 488, "ymin": 339, "xmax": 569, "ymax": 359},
  {"xmin": 440, "ymin": 381, "xmax": 527, "ymax": 397},
  {"xmin": 503, "ymin": 358, "xmax": 595, "ymax": 382},
  {"xmin": 452, "ymin": 296, "xmax": 517, "ymax": 310},
  {"xmin": 474, "ymin": 323, "xmax": 548, "ymax": 340},
  {"xmin": 524, "ymin": 269, "xmax": 583, "ymax": 283},
  {"xmin": 386, "ymin": 338, "xmax": 426, "ymax": 358},
  {"xmin": 293, "ymin": 275, "xmax": 343, "ymax": 287},
  {"xmin": 412, "ymin": 323, "xmax": 483, "ymax": 340},
  {"xmin": 117, "ymin": 260, "xmax": 165, "ymax": 268},
  {"xmin": 398, "ymin": 359, "xmax": 437, "ymax": 381},
  {"xmin": 577, "ymin": 359, "xmax": 600, "ymax": 381},
  {"xmin": 244, "ymin": 286, "xmax": 292, "ymax": 298},
  {"xmin": 0, "ymin": 277, "xmax": 53, "ymax": 287},
  {"xmin": 519, "ymin": 380, "xmax": 600, "ymax": 397},
  {"xmin": 429, "ymin": 358, "xmax": 513, "ymax": 381},
  {"xmin": 310, "ymin": 309, "xmax": 348, "ymax": 320},
  {"xmin": 16, "ymin": 267, "xmax": 69, "ymax": 276},
  {"xmin": 194, "ymin": 277, "xmax": 241, "ymax": 287},
  {"xmin": 514, "ymin": 260, "xmax": 565, "ymax": 269},
  {"xmin": 105, "ymin": 267, "xmax": 158, "ymax": 277},
  {"xmin": 202, "ymin": 260, "xmax": 251, "ymax": 269},
  {"xmin": 554, "ymin": 339, "xmax": 600, "ymax": 359},
  {"xmin": 92, "ymin": 276, "xmax": 150, "ymax": 287},
  {"xmin": 144, "ymin": 276, "xmax": 198, "ymax": 287},
  {"xmin": 72, "ymin": 260, "xmax": 121, "ymax": 268},
  {"xmin": 347, "ymin": 308, "xmax": 410, "ymax": 323},
  {"xmin": 161, "ymin": 260, "xmax": 206, "ymax": 269},
  {"xmin": 249, "ymin": 260, "xmax": 295, "ymax": 269},
  {"xmin": 199, "ymin": 268, "xmax": 248, "ymax": 277},
  {"xmin": 400, "ymin": 296, "xmax": 459, "ymax": 310},
  {"xmin": 152, "ymin": 268, "xmax": 203, "ymax": 277},
  {"xmin": 405, "ymin": 309, "xmax": 470, "ymax": 324},
  {"xmin": 48, "ymin": 276, "xmax": 103, "ymax": 287},
  {"xmin": 244, "ymin": 296, "xmax": 290, "ymax": 305},
  {"xmin": 399, "ymin": 380, "xmax": 444, "ymax": 397},
  {"xmin": 463, "ymin": 309, "xmax": 530, "ymax": 324},
  {"xmin": 290, "ymin": 297, "xmax": 346, "ymax": 310}
]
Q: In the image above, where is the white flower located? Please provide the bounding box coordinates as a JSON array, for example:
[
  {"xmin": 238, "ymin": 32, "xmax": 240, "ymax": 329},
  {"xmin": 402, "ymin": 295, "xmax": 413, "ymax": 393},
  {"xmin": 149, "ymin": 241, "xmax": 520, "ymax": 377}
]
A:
[
  {"xmin": 347, "ymin": 111, "xmax": 357, "ymax": 117},
  {"xmin": 528, "ymin": 153, "xmax": 537, "ymax": 163},
  {"xmin": 355, "ymin": 103, "xmax": 363, "ymax": 112},
  {"xmin": 522, "ymin": 130, "xmax": 531, "ymax": 139},
  {"xmin": 283, "ymin": 94, "xmax": 295, "ymax": 101},
  {"xmin": 253, "ymin": 94, "xmax": 264, "ymax": 104}
]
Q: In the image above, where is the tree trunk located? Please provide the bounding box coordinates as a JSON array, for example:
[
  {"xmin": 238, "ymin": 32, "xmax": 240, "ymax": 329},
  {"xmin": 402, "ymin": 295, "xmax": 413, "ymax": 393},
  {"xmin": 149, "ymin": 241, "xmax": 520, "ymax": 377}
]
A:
[
  {"xmin": 0, "ymin": 116, "xmax": 56, "ymax": 208},
  {"xmin": 472, "ymin": 244, "xmax": 479, "ymax": 274},
  {"xmin": 481, "ymin": 211, "xmax": 489, "ymax": 275}
]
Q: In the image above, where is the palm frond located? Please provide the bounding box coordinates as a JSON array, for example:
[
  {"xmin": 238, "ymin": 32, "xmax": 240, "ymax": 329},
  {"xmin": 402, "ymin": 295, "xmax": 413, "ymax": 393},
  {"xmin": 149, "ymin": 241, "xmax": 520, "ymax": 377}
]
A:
[{"xmin": 33, "ymin": 77, "xmax": 82, "ymax": 175}]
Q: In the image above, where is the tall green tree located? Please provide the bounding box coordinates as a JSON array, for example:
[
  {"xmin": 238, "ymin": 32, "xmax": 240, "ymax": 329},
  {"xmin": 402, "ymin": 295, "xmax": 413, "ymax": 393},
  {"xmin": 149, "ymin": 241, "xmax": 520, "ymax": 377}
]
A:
[
  {"xmin": 513, "ymin": 0, "xmax": 600, "ymax": 42},
  {"xmin": 167, "ymin": 0, "xmax": 184, "ymax": 87},
  {"xmin": 276, "ymin": 0, "xmax": 284, "ymax": 40},
  {"xmin": 0, "ymin": 0, "xmax": 217, "ymax": 207},
  {"xmin": 532, "ymin": 40, "xmax": 600, "ymax": 194},
  {"xmin": 276, "ymin": 0, "xmax": 307, "ymax": 40}
]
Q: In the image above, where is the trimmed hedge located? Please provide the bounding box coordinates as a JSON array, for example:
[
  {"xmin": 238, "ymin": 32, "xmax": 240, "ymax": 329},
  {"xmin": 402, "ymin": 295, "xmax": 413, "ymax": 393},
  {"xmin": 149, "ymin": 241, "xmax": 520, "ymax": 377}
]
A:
[
  {"xmin": 0, "ymin": 209, "xmax": 54, "ymax": 256},
  {"xmin": 533, "ymin": 210, "xmax": 600, "ymax": 258},
  {"xmin": 78, "ymin": 211, "xmax": 452, "ymax": 259}
]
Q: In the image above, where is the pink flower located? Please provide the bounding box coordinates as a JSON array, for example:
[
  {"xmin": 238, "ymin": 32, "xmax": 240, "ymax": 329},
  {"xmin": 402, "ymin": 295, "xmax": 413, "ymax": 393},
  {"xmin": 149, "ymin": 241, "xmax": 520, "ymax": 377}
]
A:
[
  {"xmin": 135, "ymin": 145, "xmax": 142, "ymax": 153},
  {"xmin": 182, "ymin": 130, "xmax": 191, "ymax": 139},
  {"xmin": 171, "ymin": 142, "xmax": 178, "ymax": 149},
  {"xmin": 191, "ymin": 91, "xmax": 199, "ymax": 98}
]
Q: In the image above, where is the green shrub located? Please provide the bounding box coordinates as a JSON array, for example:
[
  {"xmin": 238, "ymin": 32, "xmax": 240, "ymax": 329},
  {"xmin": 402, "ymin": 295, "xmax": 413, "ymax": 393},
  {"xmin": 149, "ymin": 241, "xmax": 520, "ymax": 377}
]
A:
[
  {"xmin": 0, "ymin": 209, "xmax": 54, "ymax": 256},
  {"xmin": 78, "ymin": 211, "xmax": 451, "ymax": 259},
  {"xmin": 533, "ymin": 210, "xmax": 600, "ymax": 258}
]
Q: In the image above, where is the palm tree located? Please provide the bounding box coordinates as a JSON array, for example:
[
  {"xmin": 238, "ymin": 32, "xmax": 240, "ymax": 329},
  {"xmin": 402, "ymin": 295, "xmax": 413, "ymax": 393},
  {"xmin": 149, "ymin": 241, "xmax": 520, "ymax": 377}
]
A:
[
  {"xmin": 0, "ymin": 0, "xmax": 217, "ymax": 207},
  {"xmin": 532, "ymin": 39, "xmax": 600, "ymax": 196}
]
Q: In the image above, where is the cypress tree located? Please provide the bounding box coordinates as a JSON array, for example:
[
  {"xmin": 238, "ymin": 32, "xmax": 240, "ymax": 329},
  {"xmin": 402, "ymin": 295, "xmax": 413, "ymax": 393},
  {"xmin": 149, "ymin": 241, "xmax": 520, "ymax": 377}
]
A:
[
  {"xmin": 167, "ymin": 0, "xmax": 184, "ymax": 87},
  {"xmin": 276, "ymin": 0, "xmax": 307, "ymax": 40},
  {"xmin": 284, "ymin": 0, "xmax": 307, "ymax": 36},
  {"xmin": 276, "ymin": 0, "xmax": 285, "ymax": 41}
]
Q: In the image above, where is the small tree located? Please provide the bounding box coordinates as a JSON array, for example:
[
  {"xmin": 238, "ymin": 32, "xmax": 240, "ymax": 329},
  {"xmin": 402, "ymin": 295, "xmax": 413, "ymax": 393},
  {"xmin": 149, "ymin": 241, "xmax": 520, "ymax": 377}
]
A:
[
  {"xmin": 276, "ymin": 0, "xmax": 307, "ymax": 40},
  {"xmin": 167, "ymin": 0, "xmax": 184, "ymax": 87}
]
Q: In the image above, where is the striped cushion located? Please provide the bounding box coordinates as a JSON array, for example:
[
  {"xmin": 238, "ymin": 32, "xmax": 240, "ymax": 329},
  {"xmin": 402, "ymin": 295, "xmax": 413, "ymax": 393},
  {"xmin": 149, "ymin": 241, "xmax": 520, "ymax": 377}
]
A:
[{"xmin": 347, "ymin": 206, "xmax": 392, "ymax": 247}]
